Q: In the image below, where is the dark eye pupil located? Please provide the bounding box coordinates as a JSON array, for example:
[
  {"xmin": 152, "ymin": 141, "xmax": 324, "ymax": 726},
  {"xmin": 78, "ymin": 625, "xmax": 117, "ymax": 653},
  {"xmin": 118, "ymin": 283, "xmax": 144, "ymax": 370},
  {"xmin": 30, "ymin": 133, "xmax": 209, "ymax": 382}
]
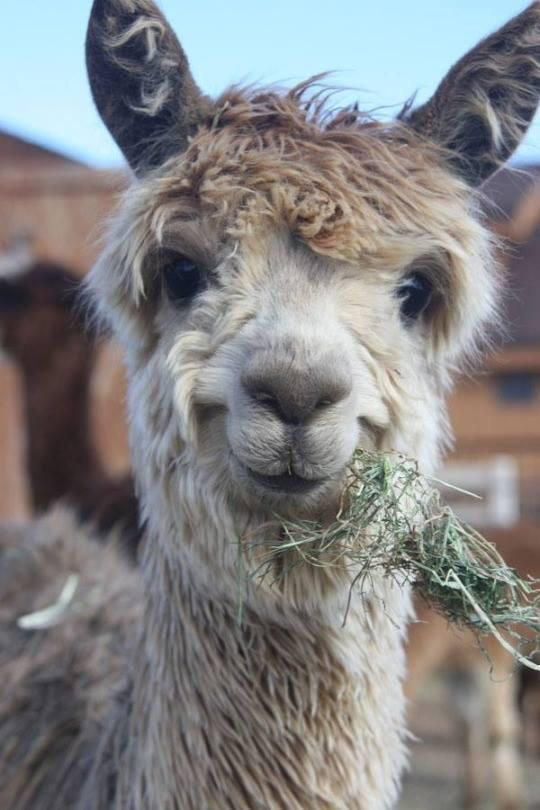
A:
[
  {"xmin": 398, "ymin": 273, "xmax": 433, "ymax": 322},
  {"xmin": 163, "ymin": 257, "xmax": 203, "ymax": 303}
]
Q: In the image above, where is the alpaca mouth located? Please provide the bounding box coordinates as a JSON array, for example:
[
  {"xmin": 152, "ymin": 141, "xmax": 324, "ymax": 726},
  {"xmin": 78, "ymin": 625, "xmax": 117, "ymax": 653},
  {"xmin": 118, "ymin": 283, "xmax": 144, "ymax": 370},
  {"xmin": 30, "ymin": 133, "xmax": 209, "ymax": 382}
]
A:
[
  {"xmin": 246, "ymin": 467, "xmax": 325, "ymax": 495},
  {"xmin": 230, "ymin": 449, "xmax": 333, "ymax": 502}
]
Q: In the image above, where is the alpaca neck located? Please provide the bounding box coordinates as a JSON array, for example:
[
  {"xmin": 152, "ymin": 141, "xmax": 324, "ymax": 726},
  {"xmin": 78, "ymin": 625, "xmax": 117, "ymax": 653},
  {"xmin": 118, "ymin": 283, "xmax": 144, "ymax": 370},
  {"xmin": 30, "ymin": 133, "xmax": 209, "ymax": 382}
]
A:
[
  {"xmin": 121, "ymin": 506, "xmax": 410, "ymax": 810},
  {"xmin": 22, "ymin": 347, "xmax": 104, "ymax": 512}
]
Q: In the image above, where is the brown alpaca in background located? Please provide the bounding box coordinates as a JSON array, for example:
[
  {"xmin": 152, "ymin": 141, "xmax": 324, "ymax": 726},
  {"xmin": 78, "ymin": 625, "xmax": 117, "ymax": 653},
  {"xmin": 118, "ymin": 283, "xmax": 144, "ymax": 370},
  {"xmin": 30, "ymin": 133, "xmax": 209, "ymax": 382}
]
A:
[
  {"xmin": 0, "ymin": 262, "xmax": 102, "ymax": 510},
  {"xmin": 0, "ymin": 262, "xmax": 141, "ymax": 552}
]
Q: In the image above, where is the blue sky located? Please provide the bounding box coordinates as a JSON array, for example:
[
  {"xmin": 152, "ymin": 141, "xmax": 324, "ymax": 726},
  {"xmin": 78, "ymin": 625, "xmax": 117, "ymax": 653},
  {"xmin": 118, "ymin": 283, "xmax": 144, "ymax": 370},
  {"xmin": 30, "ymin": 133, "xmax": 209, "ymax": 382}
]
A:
[{"xmin": 1, "ymin": 0, "xmax": 539, "ymax": 167}]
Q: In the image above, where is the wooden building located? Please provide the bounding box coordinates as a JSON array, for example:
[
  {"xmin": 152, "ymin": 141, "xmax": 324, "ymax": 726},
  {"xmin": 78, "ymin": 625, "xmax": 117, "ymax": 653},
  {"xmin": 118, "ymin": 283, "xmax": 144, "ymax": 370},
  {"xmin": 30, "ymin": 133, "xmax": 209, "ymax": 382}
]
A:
[
  {"xmin": 445, "ymin": 167, "xmax": 540, "ymax": 533},
  {"xmin": 0, "ymin": 129, "xmax": 125, "ymax": 274}
]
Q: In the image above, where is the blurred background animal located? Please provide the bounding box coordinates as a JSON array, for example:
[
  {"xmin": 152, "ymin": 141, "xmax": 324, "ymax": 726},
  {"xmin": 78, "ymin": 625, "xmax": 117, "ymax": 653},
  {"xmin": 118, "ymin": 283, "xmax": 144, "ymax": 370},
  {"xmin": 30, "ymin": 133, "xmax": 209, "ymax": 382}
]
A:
[{"xmin": 0, "ymin": 256, "xmax": 141, "ymax": 555}]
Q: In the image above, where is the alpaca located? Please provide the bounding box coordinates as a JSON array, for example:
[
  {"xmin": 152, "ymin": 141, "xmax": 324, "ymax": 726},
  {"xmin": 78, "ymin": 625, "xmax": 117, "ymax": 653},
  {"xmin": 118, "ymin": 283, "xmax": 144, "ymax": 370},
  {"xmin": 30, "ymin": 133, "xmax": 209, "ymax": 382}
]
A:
[
  {"xmin": 0, "ymin": 262, "xmax": 105, "ymax": 511},
  {"xmin": 0, "ymin": 261, "xmax": 140, "ymax": 550},
  {"xmin": 1, "ymin": 2, "xmax": 539, "ymax": 808}
]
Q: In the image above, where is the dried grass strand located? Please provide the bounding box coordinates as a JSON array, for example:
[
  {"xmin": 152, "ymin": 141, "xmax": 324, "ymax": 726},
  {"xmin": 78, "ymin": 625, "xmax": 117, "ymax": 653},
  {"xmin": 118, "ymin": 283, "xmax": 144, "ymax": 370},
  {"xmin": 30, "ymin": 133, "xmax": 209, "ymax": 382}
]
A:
[{"xmin": 239, "ymin": 450, "xmax": 540, "ymax": 671}]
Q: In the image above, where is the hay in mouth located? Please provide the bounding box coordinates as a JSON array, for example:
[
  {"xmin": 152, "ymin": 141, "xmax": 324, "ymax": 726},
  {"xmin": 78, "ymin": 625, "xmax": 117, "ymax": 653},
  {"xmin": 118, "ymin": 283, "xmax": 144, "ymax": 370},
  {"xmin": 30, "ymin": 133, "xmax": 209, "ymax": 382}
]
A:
[{"xmin": 239, "ymin": 450, "xmax": 540, "ymax": 671}]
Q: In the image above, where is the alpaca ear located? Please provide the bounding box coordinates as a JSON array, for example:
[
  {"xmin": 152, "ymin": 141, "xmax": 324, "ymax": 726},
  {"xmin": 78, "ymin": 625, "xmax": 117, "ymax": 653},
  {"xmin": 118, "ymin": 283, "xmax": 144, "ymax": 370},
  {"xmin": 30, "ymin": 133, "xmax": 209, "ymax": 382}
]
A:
[
  {"xmin": 85, "ymin": 0, "xmax": 211, "ymax": 174},
  {"xmin": 402, "ymin": 3, "xmax": 540, "ymax": 186}
]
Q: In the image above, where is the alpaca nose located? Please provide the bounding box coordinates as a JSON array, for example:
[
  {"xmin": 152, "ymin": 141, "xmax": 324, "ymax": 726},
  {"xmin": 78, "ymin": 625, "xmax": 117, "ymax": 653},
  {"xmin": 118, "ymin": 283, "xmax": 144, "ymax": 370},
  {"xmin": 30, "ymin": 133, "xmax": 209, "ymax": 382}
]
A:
[{"xmin": 242, "ymin": 356, "xmax": 352, "ymax": 425}]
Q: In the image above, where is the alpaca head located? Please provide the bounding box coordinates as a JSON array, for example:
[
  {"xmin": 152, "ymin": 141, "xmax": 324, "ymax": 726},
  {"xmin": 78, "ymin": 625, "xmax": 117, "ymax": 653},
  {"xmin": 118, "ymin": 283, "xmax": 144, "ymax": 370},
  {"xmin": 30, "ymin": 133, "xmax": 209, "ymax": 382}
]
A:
[
  {"xmin": 86, "ymin": 2, "xmax": 540, "ymax": 537},
  {"xmin": 0, "ymin": 263, "xmax": 84, "ymax": 374}
]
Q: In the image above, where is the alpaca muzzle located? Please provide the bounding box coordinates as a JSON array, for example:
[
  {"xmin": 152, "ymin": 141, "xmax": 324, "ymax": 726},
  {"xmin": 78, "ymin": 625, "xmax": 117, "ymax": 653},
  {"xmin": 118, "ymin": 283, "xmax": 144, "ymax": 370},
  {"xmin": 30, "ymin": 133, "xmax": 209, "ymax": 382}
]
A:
[{"xmin": 226, "ymin": 340, "xmax": 358, "ymax": 506}]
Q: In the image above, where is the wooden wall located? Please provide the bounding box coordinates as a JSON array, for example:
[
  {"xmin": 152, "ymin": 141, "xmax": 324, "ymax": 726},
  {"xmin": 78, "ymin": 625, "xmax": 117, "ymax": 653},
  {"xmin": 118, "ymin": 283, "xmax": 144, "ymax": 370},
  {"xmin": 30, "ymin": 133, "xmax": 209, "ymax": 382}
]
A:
[
  {"xmin": 0, "ymin": 166, "xmax": 126, "ymax": 274},
  {"xmin": 449, "ymin": 348, "xmax": 540, "ymax": 526},
  {"xmin": 0, "ymin": 360, "xmax": 30, "ymax": 519}
]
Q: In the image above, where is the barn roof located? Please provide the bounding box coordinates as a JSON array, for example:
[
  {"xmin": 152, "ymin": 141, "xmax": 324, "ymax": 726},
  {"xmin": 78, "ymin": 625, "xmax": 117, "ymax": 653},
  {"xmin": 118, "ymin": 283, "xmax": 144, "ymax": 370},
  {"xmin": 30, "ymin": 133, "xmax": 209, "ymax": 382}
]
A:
[{"xmin": 0, "ymin": 128, "xmax": 85, "ymax": 169}]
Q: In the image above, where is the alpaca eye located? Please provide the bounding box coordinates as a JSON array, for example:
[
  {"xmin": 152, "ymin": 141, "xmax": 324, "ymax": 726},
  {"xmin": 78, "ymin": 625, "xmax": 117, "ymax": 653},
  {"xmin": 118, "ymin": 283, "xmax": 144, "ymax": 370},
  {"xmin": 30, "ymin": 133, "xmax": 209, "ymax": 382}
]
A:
[
  {"xmin": 162, "ymin": 257, "xmax": 204, "ymax": 304},
  {"xmin": 398, "ymin": 273, "xmax": 433, "ymax": 322}
]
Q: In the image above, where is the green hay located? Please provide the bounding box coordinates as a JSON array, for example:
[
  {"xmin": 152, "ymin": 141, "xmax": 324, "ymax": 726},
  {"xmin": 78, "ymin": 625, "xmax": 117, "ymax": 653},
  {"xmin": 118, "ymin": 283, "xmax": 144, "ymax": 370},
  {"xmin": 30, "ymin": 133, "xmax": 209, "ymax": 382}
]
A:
[{"xmin": 240, "ymin": 450, "xmax": 540, "ymax": 671}]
